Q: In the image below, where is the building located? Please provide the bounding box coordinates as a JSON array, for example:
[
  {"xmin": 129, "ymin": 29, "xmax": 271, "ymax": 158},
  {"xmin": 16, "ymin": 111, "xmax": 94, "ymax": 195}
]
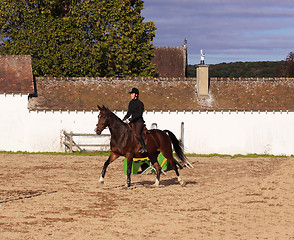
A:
[
  {"xmin": 1, "ymin": 55, "xmax": 294, "ymax": 155},
  {"xmin": 152, "ymin": 46, "xmax": 187, "ymax": 78}
]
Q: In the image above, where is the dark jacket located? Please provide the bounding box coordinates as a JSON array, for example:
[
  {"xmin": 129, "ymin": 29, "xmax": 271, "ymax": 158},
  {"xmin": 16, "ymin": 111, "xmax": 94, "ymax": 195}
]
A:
[{"xmin": 123, "ymin": 98, "xmax": 144, "ymax": 123}]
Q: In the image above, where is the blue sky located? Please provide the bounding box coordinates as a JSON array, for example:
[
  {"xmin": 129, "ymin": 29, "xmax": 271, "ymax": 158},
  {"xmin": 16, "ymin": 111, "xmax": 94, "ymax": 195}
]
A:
[{"xmin": 141, "ymin": 0, "xmax": 294, "ymax": 65}]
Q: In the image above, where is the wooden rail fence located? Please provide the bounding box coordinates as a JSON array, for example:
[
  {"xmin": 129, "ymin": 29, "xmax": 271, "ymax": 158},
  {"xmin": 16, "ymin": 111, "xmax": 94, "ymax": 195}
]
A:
[{"xmin": 63, "ymin": 131, "xmax": 110, "ymax": 153}]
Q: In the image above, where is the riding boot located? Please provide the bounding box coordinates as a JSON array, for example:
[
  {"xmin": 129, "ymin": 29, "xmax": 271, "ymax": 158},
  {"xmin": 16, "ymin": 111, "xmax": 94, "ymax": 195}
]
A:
[{"xmin": 138, "ymin": 136, "xmax": 147, "ymax": 154}]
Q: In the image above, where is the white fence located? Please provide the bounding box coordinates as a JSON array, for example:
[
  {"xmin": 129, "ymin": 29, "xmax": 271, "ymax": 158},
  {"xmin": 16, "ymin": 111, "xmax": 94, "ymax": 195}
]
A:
[
  {"xmin": 63, "ymin": 131, "xmax": 111, "ymax": 152},
  {"xmin": 1, "ymin": 93, "xmax": 294, "ymax": 155}
]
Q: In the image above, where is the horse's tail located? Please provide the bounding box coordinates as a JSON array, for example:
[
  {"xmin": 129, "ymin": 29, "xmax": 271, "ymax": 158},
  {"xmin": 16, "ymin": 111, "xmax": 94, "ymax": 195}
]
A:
[{"xmin": 164, "ymin": 130, "xmax": 188, "ymax": 166}]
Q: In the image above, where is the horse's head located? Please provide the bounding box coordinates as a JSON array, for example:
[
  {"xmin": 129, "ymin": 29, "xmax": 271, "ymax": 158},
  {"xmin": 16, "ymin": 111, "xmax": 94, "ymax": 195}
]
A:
[{"xmin": 95, "ymin": 105, "xmax": 110, "ymax": 135}]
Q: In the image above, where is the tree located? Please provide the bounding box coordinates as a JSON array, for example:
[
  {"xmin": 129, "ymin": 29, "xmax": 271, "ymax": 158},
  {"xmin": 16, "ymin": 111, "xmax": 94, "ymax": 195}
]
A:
[
  {"xmin": 284, "ymin": 52, "xmax": 294, "ymax": 77},
  {"xmin": 0, "ymin": 0, "xmax": 158, "ymax": 77}
]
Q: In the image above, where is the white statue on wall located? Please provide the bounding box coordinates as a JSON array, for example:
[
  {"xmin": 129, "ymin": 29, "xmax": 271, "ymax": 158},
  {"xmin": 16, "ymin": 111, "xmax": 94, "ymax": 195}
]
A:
[{"xmin": 200, "ymin": 49, "xmax": 205, "ymax": 64}]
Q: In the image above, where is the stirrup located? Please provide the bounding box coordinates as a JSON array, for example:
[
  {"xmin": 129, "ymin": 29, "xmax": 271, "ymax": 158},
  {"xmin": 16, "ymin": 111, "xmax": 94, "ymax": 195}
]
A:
[{"xmin": 139, "ymin": 146, "xmax": 147, "ymax": 154}]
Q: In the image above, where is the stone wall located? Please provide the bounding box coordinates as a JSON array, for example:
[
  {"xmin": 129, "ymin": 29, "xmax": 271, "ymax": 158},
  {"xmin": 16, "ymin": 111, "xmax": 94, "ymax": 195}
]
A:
[
  {"xmin": 28, "ymin": 76, "xmax": 294, "ymax": 111},
  {"xmin": 29, "ymin": 77, "xmax": 198, "ymax": 111}
]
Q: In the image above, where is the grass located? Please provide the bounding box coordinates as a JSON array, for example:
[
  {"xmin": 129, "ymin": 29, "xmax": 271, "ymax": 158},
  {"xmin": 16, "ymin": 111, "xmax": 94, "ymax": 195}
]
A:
[
  {"xmin": 186, "ymin": 153, "xmax": 292, "ymax": 158},
  {"xmin": 0, "ymin": 151, "xmax": 292, "ymax": 158},
  {"xmin": 0, "ymin": 151, "xmax": 111, "ymax": 156}
]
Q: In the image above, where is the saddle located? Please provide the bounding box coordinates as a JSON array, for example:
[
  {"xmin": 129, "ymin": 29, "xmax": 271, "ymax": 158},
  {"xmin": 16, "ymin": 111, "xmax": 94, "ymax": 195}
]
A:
[
  {"xmin": 130, "ymin": 124, "xmax": 148, "ymax": 140},
  {"xmin": 128, "ymin": 123, "xmax": 151, "ymax": 155}
]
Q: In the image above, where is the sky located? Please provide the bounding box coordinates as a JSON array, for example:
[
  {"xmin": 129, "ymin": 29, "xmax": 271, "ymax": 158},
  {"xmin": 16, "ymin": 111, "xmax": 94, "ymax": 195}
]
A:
[{"xmin": 141, "ymin": 0, "xmax": 294, "ymax": 65}]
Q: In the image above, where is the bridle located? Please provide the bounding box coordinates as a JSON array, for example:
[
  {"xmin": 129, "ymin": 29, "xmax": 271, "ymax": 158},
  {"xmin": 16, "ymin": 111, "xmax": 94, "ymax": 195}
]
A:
[{"xmin": 95, "ymin": 112, "xmax": 109, "ymax": 134}]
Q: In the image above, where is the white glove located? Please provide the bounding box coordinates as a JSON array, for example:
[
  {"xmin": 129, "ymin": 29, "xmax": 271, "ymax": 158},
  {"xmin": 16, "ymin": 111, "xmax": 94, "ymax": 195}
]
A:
[{"xmin": 124, "ymin": 118, "xmax": 130, "ymax": 124}]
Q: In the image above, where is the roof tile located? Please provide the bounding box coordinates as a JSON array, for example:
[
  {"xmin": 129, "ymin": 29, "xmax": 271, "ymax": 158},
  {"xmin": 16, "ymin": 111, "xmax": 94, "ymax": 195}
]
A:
[
  {"xmin": 28, "ymin": 77, "xmax": 294, "ymax": 111},
  {"xmin": 152, "ymin": 46, "xmax": 187, "ymax": 78},
  {"xmin": 0, "ymin": 55, "xmax": 34, "ymax": 94}
]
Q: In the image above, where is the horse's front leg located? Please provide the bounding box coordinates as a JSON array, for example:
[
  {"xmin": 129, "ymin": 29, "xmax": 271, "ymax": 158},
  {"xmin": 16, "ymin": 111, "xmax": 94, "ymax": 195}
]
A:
[
  {"xmin": 126, "ymin": 154, "xmax": 134, "ymax": 187},
  {"xmin": 99, "ymin": 152, "xmax": 119, "ymax": 184}
]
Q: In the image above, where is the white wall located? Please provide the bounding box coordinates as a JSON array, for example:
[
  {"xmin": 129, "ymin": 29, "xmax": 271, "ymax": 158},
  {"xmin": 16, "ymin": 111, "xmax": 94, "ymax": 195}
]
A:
[
  {"xmin": 1, "ymin": 93, "xmax": 293, "ymax": 155},
  {"xmin": 143, "ymin": 110, "xmax": 294, "ymax": 156},
  {"xmin": 0, "ymin": 94, "xmax": 31, "ymax": 151}
]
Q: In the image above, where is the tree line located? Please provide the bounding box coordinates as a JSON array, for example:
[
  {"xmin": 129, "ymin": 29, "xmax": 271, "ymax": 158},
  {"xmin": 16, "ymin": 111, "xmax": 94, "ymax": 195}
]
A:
[
  {"xmin": 187, "ymin": 52, "xmax": 294, "ymax": 78},
  {"xmin": 1, "ymin": 0, "xmax": 294, "ymax": 79}
]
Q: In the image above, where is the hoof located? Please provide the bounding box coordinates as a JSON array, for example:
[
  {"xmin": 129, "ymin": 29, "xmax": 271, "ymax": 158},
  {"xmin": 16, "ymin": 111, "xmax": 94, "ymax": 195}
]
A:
[
  {"xmin": 178, "ymin": 176, "xmax": 186, "ymax": 187},
  {"xmin": 180, "ymin": 181, "xmax": 186, "ymax": 187},
  {"xmin": 153, "ymin": 178, "xmax": 160, "ymax": 187},
  {"xmin": 151, "ymin": 184, "xmax": 163, "ymax": 188},
  {"xmin": 99, "ymin": 176, "xmax": 104, "ymax": 185}
]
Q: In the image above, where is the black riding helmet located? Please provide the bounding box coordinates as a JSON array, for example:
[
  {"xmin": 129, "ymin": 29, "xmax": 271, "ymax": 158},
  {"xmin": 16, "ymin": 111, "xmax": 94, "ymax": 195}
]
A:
[{"xmin": 129, "ymin": 87, "xmax": 139, "ymax": 95}]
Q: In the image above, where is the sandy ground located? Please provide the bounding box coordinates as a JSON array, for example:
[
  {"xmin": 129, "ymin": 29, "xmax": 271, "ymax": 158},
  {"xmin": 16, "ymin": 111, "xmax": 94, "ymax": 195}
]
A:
[{"xmin": 0, "ymin": 153, "xmax": 293, "ymax": 240}]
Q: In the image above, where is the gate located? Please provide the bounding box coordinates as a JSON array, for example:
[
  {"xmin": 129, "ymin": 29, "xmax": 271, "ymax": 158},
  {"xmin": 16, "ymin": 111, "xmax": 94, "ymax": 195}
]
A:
[{"xmin": 63, "ymin": 131, "xmax": 111, "ymax": 153}]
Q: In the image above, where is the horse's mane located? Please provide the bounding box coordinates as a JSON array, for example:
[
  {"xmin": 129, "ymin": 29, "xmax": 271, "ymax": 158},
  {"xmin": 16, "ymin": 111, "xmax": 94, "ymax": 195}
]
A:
[{"xmin": 102, "ymin": 106, "xmax": 125, "ymax": 124}]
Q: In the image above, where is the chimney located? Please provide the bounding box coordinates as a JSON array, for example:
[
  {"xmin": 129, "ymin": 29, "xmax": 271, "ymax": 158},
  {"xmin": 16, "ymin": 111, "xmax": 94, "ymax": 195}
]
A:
[{"xmin": 196, "ymin": 64, "xmax": 209, "ymax": 97}]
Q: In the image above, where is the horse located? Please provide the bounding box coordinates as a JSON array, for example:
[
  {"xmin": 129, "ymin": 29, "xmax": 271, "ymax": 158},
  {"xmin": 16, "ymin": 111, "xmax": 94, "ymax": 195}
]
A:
[{"xmin": 94, "ymin": 105, "xmax": 187, "ymax": 187}]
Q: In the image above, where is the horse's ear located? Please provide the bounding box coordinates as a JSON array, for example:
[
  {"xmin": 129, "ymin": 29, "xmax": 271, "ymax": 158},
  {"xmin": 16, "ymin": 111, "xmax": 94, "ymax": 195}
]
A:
[
  {"xmin": 102, "ymin": 105, "xmax": 106, "ymax": 109},
  {"xmin": 97, "ymin": 105, "xmax": 102, "ymax": 110}
]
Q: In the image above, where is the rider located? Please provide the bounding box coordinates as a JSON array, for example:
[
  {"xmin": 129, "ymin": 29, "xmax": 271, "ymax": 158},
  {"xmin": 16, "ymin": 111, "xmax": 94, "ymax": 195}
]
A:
[{"xmin": 123, "ymin": 88, "xmax": 147, "ymax": 154}]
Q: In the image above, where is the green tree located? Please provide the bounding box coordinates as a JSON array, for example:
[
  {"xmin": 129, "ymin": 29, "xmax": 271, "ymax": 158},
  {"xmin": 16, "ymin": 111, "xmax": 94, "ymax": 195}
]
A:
[
  {"xmin": 206, "ymin": 61, "xmax": 281, "ymax": 78},
  {"xmin": 283, "ymin": 52, "xmax": 294, "ymax": 77},
  {"xmin": 0, "ymin": 0, "xmax": 158, "ymax": 77}
]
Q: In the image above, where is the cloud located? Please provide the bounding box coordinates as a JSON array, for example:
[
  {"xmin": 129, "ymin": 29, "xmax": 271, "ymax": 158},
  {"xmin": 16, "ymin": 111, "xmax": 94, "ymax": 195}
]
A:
[{"xmin": 142, "ymin": 0, "xmax": 294, "ymax": 63}]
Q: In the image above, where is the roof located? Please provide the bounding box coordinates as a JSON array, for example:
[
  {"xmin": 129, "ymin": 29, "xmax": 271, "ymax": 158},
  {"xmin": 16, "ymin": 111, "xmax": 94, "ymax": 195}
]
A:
[
  {"xmin": 152, "ymin": 46, "xmax": 187, "ymax": 78},
  {"xmin": 28, "ymin": 77, "xmax": 294, "ymax": 111},
  {"xmin": 203, "ymin": 78, "xmax": 294, "ymax": 111},
  {"xmin": 28, "ymin": 77, "xmax": 197, "ymax": 111},
  {"xmin": 0, "ymin": 55, "xmax": 34, "ymax": 94}
]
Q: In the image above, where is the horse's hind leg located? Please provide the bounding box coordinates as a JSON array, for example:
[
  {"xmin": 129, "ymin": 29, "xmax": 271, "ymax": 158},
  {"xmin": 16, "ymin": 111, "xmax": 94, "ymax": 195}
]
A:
[
  {"xmin": 149, "ymin": 152, "xmax": 161, "ymax": 187},
  {"xmin": 161, "ymin": 149, "xmax": 185, "ymax": 186},
  {"xmin": 157, "ymin": 134, "xmax": 185, "ymax": 186},
  {"xmin": 166, "ymin": 156, "xmax": 185, "ymax": 186},
  {"xmin": 99, "ymin": 152, "xmax": 119, "ymax": 184}
]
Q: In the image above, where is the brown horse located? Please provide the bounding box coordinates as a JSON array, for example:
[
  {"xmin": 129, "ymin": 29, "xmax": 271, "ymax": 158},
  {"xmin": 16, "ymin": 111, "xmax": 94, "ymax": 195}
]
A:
[{"xmin": 95, "ymin": 105, "xmax": 187, "ymax": 187}]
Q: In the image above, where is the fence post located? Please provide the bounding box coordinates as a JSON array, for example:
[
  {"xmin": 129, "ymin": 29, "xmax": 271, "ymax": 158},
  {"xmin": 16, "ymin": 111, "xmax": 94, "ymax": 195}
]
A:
[
  {"xmin": 181, "ymin": 122, "xmax": 184, "ymax": 150},
  {"xmin": 69, "ymin": 131, "xmax": 73, "ymax": 153}
]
